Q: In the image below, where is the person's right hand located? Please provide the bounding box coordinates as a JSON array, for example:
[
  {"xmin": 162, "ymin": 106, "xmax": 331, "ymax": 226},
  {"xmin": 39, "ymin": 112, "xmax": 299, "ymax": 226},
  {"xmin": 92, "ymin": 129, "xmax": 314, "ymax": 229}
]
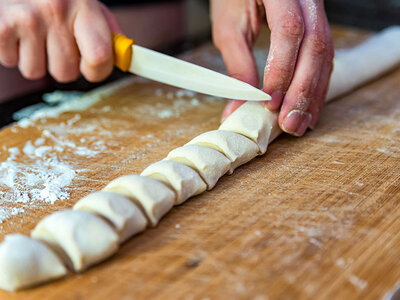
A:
[{"xmin": 0, "ymin": 0, "xmax": 121, "ymax": 82}]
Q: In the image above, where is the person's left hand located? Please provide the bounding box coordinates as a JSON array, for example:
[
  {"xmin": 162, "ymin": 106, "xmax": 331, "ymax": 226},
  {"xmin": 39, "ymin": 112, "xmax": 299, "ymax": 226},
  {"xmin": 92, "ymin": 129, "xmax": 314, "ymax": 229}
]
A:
[{"xmin": 211, "ymin": 0, "xmax": 334, "ymax": 136}]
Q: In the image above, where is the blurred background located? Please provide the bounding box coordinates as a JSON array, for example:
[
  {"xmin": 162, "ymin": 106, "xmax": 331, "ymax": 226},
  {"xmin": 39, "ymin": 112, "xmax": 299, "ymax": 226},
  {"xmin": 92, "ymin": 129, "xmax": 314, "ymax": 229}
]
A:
[{"xmin": 1, "ymin": 0, "xmax": 399, "ymax": 127}]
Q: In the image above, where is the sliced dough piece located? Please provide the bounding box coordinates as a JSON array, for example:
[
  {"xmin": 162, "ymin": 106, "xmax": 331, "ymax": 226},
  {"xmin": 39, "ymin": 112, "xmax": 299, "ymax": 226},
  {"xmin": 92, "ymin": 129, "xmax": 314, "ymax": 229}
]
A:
[
  {"xmin": 0, "ymin": 234, "xmax": 67, "ymax": 291},
  {"xmin": 219, "ymin": 101, "xmax": 281, "ymax": 154},
  {"xmin": 187, "ymin": 130, "xmax": 259, "ymax": 174},
  {"xmin": 141, "ymin": 160, "xmax": 207, "ymax": 205},
  {"xmin": 165, "ymin": 144, "xmax": 231, "ymax": 190},
  {"xmin": 73, "ymin": 191, "xmax": 147, "ymax": 243},
  {"xmin": 103, "ymin": 175, "xmax": 175, "ymax": 227},
  {"xmin": 31, "ymin": 210, "xmax": 119, "ymax": 272}
]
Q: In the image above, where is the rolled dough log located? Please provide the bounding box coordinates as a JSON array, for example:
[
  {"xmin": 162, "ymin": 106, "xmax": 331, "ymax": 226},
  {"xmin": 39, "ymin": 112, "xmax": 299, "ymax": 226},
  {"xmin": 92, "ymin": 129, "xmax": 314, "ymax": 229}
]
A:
[
  {"xmin": 187, "ymin": 130, "xmax": 259, "ymax": 174},
  {"xmin": 141, "ymin": 160, "xmax": 207, "ymax": 205},
  {"xmin": 0, "ymin": 234, "xmax": 67, "ymax": 291},
  {"xmin": 165, "ymin": 144, "xmax": 231, "ymax": 190},
  {"xmin": 5, "ymin": 26, "xmax": 400, "ymax": 292},
  {"xmin": 31, "ymin": 210, "xmax": 119, "ymax": 272},
  {"xmin": 327, "ymin": 26, "xmax": 400, "ymax": 100},
  {"xmin": 103, "ymin": 175, "xmax": 175, "ymax": 227},
  {"xmin": 219, "ymin": 101, "xmax": 280, "ymax": 153},
  {"xmin": 73, "ymin": 191, "xmax": 147, "ymax": 243}
]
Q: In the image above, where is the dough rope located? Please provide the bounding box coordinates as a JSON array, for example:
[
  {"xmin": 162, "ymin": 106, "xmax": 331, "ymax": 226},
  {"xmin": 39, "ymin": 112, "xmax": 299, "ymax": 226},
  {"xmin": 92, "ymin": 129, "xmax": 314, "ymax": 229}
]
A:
[{"xmin": 1, "ymin": 26, "xmax": 400, "ymax": 291}]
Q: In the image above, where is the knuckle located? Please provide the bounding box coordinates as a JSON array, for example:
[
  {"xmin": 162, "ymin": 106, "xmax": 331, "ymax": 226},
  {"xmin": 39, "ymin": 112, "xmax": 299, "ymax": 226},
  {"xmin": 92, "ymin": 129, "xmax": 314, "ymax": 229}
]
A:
[
  {"xmin": 86, "ymin": 45, "xmax": 111, "ymax": 68},
  {"xmin": 279, "ymin": 13, "xmax": 304, "ymax": 40},
  {"xmin": 81, "ymin": 63, "xmax": 113, "ymax": 83},
  {"xmin": 296, "ymin": 85, "xmax": 315, "ymax": 106},
  {"xmin": 212, "ymin": 25, "xmax": 236, "ymax": 50},
  {"xmin": 307, "ymin": 33, "xmax": 329, "ymax": 56},
  {"xmin": 1, "ymin": 56, "xmax": 18, "ymax": 67},
  {"xmin": 17, "ymin": 8, "xmax": 40, "ymax": 31},
  {"xmin": 52, "ymin": 69, "xmax": 80, "ymax": 83},
  {"xmin": 0, "ymin": 21, "xmax": 12, "ymax": 40},
  {"xmin": 264, "ymin": 60, "xmax": 293, "ymax": 91},
  {"xmin": 21, "ymin": 67, "xmax": 46, "ymax": 80},
  {"xmin": 40, "ymin": 0, "xmax": 65, "ymax": 21}
]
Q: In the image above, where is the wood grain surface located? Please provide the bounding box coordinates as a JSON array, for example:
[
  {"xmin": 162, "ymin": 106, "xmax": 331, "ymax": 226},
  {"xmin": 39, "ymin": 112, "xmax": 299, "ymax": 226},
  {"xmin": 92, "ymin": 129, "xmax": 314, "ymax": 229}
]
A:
[{"xmin": 0, "ymin": 26, "xmax": 400, "ymax": 300}]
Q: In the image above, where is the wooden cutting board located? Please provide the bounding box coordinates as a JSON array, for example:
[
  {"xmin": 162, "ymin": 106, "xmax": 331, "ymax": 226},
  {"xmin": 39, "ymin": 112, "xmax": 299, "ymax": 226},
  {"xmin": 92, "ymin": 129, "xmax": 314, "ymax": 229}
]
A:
[{"xmin": 0, "ymin": 25, "xmax": 399, "ymax": 300}]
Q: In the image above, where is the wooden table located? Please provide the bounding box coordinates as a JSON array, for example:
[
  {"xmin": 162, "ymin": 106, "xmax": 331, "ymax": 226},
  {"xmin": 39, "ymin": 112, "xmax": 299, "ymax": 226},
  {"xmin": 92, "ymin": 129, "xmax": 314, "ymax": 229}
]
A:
[{"xmin": 0, "ymin": 26, "xmax": 399, "ymax": 299}]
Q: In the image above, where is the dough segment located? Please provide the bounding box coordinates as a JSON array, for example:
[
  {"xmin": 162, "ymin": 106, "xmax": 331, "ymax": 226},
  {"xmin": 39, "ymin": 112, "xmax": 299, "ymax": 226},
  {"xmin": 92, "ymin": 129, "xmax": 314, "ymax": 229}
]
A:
[
  {"xmin": 73, "ymin": 191, "xmax": 147, "ymax": 243},
  {"xmin": 187, "ymin": 130, "xmax": 259, "ymax": 174},
  {"xmin": 141, "ymin": 160, "xmax": 207, "ymax": 205},
  {"xmin": 0, "ymin": 234, "xmax": 67, "ymax": 291},
  {"xmin": 103, "ymin": 175, "xmax": 175, "ymax": 226},
  {"xmin": 165, "ymin": 144, "xmax": 231, "ymax": 190},
  {"xmin": 218, "ymin": 101, "xmax": 281, "ymax": 154},
  {"xmin": 3, "ymin": 27, "xmax": 400, "ymax": 291},
  {"xmin": 31, "ymin": 210, "xmax": 119, "ymax": 272}
]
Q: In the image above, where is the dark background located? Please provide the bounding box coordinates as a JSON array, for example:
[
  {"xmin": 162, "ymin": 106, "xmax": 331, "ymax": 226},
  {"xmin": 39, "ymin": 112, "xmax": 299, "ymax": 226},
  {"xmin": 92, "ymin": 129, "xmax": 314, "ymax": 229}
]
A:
[{"xmin": 325, "ymin": 0, "xmax": 400, "ymax": 30}]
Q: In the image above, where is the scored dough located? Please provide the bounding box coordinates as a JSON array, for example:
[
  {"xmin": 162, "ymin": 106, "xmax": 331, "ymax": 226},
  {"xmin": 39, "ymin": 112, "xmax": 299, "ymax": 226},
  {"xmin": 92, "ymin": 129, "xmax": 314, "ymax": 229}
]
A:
[
  {"xmin": 73, "ymin": 191, "xmax": 148, "ymax": 243},
  {"xmin": 103, "ymin": 175, "xmax": 175, "ymax": 227},
  {"xmin": 187, "ymin": 130, "xmax": 259, "ymax": 174},
  {"xmin": 3, "ymin": 27, "xmax": 400, "ymax": 292},
  {"xmin": 0, "ymin": 234, "xmax": 67, "ymax": 291},
  {"xmin": 31, "ymin": 210, "xmax": 119, "ymax": 272},
  {"xmin": 141, "ymin": 160, "xmax": 207, "ymax": 205},
  {"xmin": 219, "ymin": 101, "xmax": 281, "ymax": 154},
  {"xmin": 165, "ymin": 144, "xmax": 231, "ymax": 190}
]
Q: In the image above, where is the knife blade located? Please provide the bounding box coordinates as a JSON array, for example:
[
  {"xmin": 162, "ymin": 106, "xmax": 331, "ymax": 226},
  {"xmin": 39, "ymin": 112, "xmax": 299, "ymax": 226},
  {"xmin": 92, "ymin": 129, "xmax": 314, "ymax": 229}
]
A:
[{"xmin": 112, "ymin": 34, "xmax": 270, "ymax": 101}]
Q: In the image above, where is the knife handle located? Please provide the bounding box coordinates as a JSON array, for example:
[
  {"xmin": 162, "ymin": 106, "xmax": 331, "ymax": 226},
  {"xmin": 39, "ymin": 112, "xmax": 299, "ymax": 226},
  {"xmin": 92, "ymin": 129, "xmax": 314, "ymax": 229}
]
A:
[{"xmin": 112, "ymin": 33, "xmax": 135, "ymax": 72}]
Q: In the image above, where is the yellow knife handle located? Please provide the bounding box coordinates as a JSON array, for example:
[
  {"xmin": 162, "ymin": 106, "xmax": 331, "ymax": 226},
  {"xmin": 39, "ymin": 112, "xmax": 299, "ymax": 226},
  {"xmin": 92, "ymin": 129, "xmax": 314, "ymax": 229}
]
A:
[{"xmin": 112, "ymin": 33, "xmax": 135, "ymax": 72}]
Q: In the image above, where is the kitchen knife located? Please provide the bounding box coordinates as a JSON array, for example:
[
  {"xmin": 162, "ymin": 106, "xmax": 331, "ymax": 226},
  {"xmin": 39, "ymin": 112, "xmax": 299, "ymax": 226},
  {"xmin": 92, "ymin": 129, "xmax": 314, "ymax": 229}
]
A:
[{"xmin": 112, "ymin": 33, "xmax": 270, "ymax": 101}]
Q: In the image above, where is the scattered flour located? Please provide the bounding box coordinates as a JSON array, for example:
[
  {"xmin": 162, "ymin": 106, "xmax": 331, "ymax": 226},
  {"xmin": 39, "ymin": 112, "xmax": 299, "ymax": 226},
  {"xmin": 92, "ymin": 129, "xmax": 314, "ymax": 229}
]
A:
[
  {"xmin": 1, "ymin": 76, "xmax": 215, "ymax": 224},
  {"xmin": 348, "ymin": 275, "xmax": 368, "ymax": 290},
  {"xmin": 0, "ymin": 207, "xmax": 25, "ymax": 224},
  {"xmin": 0, "ymin": 142, "xmax": 78, "ymax": 206},
  {"xmin": 16, "ymin": 77, "xmax": 135, "ymax": 128},
  {"xmin": 158, "ymin": 109, "xmax": 174, "ymax": 119}
]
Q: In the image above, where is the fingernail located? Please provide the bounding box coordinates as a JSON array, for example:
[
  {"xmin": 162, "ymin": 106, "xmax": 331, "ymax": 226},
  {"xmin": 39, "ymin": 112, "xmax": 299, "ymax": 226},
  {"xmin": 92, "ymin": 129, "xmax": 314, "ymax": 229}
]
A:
[
  {"xmin": 265, "ymin": 91, "xmax": 283, "ymax": 110},
  {"xmin": 282, "ymin": 110, "xmax": 312, "ymax": 136}
]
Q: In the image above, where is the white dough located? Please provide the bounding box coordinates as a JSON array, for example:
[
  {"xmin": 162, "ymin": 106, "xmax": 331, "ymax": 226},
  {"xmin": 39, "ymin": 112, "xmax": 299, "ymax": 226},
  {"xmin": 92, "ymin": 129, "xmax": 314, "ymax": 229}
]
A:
[
  {"xmin": 103, "ymin": 175, "xmax": 175, "ymax": 227},
  {"xmin": 166, "ymin": 144, "xmax": 231, "ymax": 190},
  {"xmin": 187, "ymin": 130, "xmax": 259, "ymax": 174},
  {"xmin": 327, "ymin": 26, "xmax": 400, "ymax": 101},
  {"xmin": 0, "ymin": 234, "xmax": 67, "ymax": 291},
  {"xmin": 219, "ymin": 101, "xmax": 281, "ymax": 154},
  {"xmin": 73, "ymin": 191, "xmax": 147, "ymax": 243},
  {"xmin": 31, "ymin": 210, "xmax": 119, "ymax": 272},
  {"xmin": 141, "ymin": 160, "xmax": 206, "ymax": 205}
]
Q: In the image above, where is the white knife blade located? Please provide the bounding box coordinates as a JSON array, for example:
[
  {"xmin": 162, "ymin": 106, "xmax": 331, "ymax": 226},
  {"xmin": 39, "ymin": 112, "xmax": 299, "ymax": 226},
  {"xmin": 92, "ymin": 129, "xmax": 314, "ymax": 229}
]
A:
[{"xmin": 129, "ymin": 45, "xmax": 271, "ymax": 101}]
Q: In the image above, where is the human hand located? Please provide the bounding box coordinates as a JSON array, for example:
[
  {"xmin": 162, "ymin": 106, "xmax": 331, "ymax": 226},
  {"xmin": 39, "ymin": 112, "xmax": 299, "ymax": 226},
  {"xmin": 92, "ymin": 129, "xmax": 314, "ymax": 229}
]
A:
[
  {"xmin": 0, "ymin": 0, "xmax": 121, "ymax": 82},
  {"xmin": 211, "ymin": 0, "xmax": 334, "ymax": 136}
]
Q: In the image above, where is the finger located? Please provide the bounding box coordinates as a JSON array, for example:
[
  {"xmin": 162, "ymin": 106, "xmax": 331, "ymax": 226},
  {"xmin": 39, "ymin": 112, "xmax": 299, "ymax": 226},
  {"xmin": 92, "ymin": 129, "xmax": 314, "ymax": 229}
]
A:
[
  {"xmin": 213, "ymin": 26, "xmax": 259, "ymax": 121},
  {"xmin": 100, "ymin": 4, "xmax": 123, "ymax": 34},
  {"xmin": 221, "ymin": 100, "xmax": 246, "ymax": 121},
  {"xmin": 309, "ymin": 22, "xmax": 334, "ymax": 129},
  {"xmin": 216, "ymin": 31, "xmax": 259, "ymax": 120},
  {"xmin": 44, "ymin": 0, "xmax": 80, "ymax": 82},
  {"xmin": 279, "ymin": 0, "xmax": 330, "ymax": 136},
  {"xmin": 14, "ymin": 7, "xmax": 46, "ymax": 79},
  {"xmin": 0, "ymin": 20, "xmax": 18, "ymax": 67},
  {"xmin": 74, "ymin": 1, "xmax": 113, "ymax": 82},
  {"xmin": 262, "ymin": 0, "xmax": 304, "ymax": 111}
]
